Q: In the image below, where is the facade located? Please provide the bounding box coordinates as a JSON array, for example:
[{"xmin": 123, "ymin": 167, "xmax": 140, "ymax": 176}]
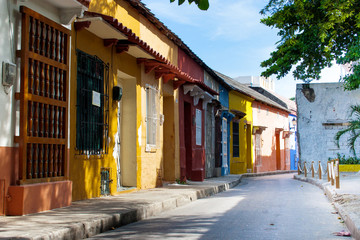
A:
[
  {"xmin": 217, "ymin": 72, "xmax": 291, "ymax": 174},
  {"xmin": 204, "ymin": 71, "xmax": 219, "ymax": 178},
  {"xmin": 217, "ymin": 84, "xmax": 234, "ymax": 176},
  {"xmin": 296, "ymin": 82, "xmax": 360, "ymax": 166},
  {"xmin": 177, "ymin": 49, "xmax": 216, "ymax": 181},
  {"xmin": 70, "ymin": 7, "xmax": 141, "ymax": 200},
  {"xmin": 0, "ymin": 0, "xmax": 88, "ymax": 216},
  {"xmin": 252, "ymin": 101, "xmax": 291, "ymax": 172},
  {"xmin": 237, "ymin": 75, "xmax": 295, "ymax": 172},
  {"xmin": 216, "ymin": 72, "xmax": 255, "ymax": 174},
  {"xmin": 124, "ymin": 1, "xmax": 219, "ymax": 183},
  {"xmin": 0, "ymin": 0, "xmax": 295, "ymax": 216},
  {"xmin": 289, "ymin": 113, "xmax": 298, "ymax": 170},
  {"xmin": 70, "ymin": 0, "xmax": 204, "ymax": 200},
  {"xmin": 229, "ymin": 91, "xmax": 254, "ymax": 174}
]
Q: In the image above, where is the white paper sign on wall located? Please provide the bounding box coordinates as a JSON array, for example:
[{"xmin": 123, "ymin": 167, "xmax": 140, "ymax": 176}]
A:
[{"xmin": 92, "ymin": 91, "xmax": 101, "ymax": 107}]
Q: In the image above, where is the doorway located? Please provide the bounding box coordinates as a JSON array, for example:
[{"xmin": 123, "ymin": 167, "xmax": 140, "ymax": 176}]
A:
[
  {"xmin": 246, "ymin": 124, "xmax": 252, "ymax": 173},
  {"xmin": 276, "ymin": 132, "xmax": 281, "ymax": 170},
  {"xmin": 163, "ymin": 96, "xmax": 175, "ymax": 181},
  {"xmin": 222, "ymin": 117, "xmax": 228, "ymax": 174},
  {"xmin": 255, "ymin": 132, "xmax": 261, "ymax": 172},
  {"xmin": 115, "ymin": 84, "xmax": 122, "ymax": 191},
  {"xmin": 184, "ymin": 102, "xmax": 192, "ymax": 180}
]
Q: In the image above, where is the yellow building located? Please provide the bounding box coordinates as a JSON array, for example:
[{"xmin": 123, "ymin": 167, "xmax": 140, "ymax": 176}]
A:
[
  {"xmin": 215, "ymin": 72, "xmax": 255, "ymax": 174},
  {"xmin": 69, "ymin": 0, "xmax": 181, "ymax": 201},
  {"xmin": 228, "ymin": 91, "xmax": 254, "ymax": 174}
]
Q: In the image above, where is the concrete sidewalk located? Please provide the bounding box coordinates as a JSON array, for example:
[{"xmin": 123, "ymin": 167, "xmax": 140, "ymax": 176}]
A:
[
  {"xmin": 0, "ymin": 171, "xmax": 294, "ymax": 240},
  {"xmin": 294, "ymin": 172, "xmax": 360, "ymax": 240}
]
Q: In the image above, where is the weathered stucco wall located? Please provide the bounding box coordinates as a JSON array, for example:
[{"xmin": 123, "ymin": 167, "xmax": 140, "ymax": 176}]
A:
[
  {"xmin": 139, "ymin": 16, "xmax": 178, "ymax": 65},
  {"xmin": 296, "ymin": 82, "xmax": 360, "ymax": 165},
  {"xmin": 89, "ymin": 0, "xmax": 140, "ymax": 36},
  {"xmin": 252, "ymin": 101, "xmax": 289, "ymax": 172},
  {"xmin": 70, "ymin": 25, "xmax": 140, "ymax": 200}
]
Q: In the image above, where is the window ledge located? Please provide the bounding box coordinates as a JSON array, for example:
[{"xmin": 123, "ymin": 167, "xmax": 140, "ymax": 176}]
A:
[{"xmin": 145, "ymin": 145, "xmax": 157, "ymax": 153}]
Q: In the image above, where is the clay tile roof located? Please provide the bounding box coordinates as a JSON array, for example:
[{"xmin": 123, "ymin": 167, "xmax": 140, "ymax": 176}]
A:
[
  {"xmin": 82, "ymin": 11, "xmax": 217, "ymax": 95},
  {"xmin": 122, "ymin": 0, "xmax": 226, "ymax": 86},
  {"xmin": 84, "ymin": 11, "xmax": 165, "ymax": 62},
  {"xmin": 214, "ymin": 71, "xmax": 290, "ymax": 112}
]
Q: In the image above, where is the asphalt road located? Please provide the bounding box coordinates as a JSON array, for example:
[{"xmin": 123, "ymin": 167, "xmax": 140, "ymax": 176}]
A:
[{"xmin": 88, "ymin": 174, "xmax": 350, "ymax": 240}]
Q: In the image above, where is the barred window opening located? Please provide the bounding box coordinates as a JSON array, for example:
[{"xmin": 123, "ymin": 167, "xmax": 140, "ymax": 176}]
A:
[
  {"xmin": 146, "ymin": 86, "xmax": 159, "ymax": 148},
  {"xmin": 233, "ymin": 122, "xmax": 240, "ymax": 157},
  {"xmin": 76, "ymin": 50, "xmax": 109, "ymax": 155}
]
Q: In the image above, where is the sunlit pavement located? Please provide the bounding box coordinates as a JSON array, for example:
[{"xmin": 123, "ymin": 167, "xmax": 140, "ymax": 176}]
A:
[
  {"xmin": 295, "ymin": 172, "xmax": 360, "ymax": 239},
  {"xmin": 89, "ymin": 174, "xmax": 349, "ymax": 240}
]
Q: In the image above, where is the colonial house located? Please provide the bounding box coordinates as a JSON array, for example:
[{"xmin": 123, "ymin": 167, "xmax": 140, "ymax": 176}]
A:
[
  {"xmin": 128, "ymin": 1, "xmax": 224, "ymax": 181},
  {"xmin": 0, "ymin": 0, "xmax": 88, "ymax": 216},
  {"xmin": 216, "ymin": 72, "xmax": 291, "ymax": 173},
  {"xmin": 235, "ymin": 75, "xmax": 296, "ymax": 171}
]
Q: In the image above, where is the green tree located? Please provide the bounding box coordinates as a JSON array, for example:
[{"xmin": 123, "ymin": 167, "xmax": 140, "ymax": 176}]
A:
[
  {"xmin": 170, "ymin": 0, "xmax": 209, "ymax": 10},
  {"xmin": 260, "ymin": 0, "xmax": 360, "ymax": 90},
  {"xmin": 335, "ymin": 105, "xmax": 360, "ymax": 156}
]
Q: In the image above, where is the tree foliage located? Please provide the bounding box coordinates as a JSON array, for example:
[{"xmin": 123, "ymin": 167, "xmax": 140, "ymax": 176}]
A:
[
  {"xmin": 335, "ymin": 105, "xmax": 360, "ymax": 156},
  {"xmin": 260, "ymin": 0, "xmax": 360, "ymax": 89},
  {"xmin": 170, "ymin": 0, "xmax": 209, "ymax": 10}
]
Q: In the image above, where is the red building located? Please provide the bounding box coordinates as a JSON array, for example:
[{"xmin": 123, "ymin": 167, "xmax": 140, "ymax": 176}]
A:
[{"xmin": 177, "ymin": 49, "xmax": 215, "ymax": 181}]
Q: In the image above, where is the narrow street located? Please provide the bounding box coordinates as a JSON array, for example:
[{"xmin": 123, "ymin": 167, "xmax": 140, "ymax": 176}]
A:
[{"xmin": 89, "ymin": 174, "xmax": 348, "ymax": 240}]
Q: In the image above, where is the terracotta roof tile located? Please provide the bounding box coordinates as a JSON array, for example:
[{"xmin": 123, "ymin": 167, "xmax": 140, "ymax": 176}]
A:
[
  {"xmin": 214, "ymin": 71, "xmax": 290, "ymax": 112},
  {"xmin": 81, "ymin": 11, "xmax": 217, "ymax": 95},
  {"xmin": 122, "ymin": 0, "xmax": 225, "ymax": 85}
]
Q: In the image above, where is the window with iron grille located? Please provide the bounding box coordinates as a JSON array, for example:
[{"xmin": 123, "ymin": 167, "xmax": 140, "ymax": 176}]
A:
[
  {"xmin": 76, "ymin": 50, "xmax": 109, "ymax": 155},
  {"xmin": 196, "ymin": 109, "xmax": 202, "ymax": 145},
  {"xmin": 146, "ymin": 85, "xmax": 158, "ymax": 149},
  {"xmin": 233, "ymin": 122, "xmax": 240, "ymax": 157}
]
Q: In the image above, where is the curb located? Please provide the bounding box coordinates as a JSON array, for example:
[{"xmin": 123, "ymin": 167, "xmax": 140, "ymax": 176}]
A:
[
  {"xmin": 294, "ymin": 175, "xmax": 360, "ymax": 240},
  {"xmin": 10, "ymin": 171, "xmax": 294, "ymax": 240},
  {"xmin": 244, "ymin": 170, "xmax": 297, "ymax": 178}
]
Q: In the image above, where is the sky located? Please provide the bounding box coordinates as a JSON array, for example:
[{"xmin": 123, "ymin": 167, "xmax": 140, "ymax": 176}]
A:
[{"xmin": 141, "ymin": 0, "xmax": 342, "ymax": 99}]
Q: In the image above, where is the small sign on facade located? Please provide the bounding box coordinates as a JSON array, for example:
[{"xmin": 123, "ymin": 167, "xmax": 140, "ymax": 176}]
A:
[
  {"xmin": 92, "ymin": 91, "xmax": 101, "ymax": 107},
  {"xmin": 196, "ymin": 109, "xmax": 202, "ymax": 145}
]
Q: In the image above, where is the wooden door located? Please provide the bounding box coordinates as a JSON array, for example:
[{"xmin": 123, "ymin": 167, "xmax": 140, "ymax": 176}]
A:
[{"xmin": 16, "ymin": 7, "xmax": 70, "ymax": 183}]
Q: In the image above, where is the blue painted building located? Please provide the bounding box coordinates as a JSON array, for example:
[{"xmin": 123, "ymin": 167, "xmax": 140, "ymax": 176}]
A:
[
  {"xmin": 216, "ymin": 75, "xmax": 234, "ymax": 176},
  {"xmin": 289, "ymin": 114, "xmax": 299, "ymax": 170}
]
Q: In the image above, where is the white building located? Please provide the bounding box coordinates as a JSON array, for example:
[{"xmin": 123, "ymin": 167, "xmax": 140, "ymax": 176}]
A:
[
  {"xmin": 235, "ymin": 76, "xmax": 275, "ymax": 92},
  {"xmin": 296, "ymin": 82, "xmax": 360, "ymax": 166}
]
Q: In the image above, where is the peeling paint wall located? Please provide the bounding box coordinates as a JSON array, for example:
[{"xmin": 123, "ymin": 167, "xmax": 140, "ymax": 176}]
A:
[{"xmin": 296, "ymin": 83, "xmax": 360, "ymax": 165}]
